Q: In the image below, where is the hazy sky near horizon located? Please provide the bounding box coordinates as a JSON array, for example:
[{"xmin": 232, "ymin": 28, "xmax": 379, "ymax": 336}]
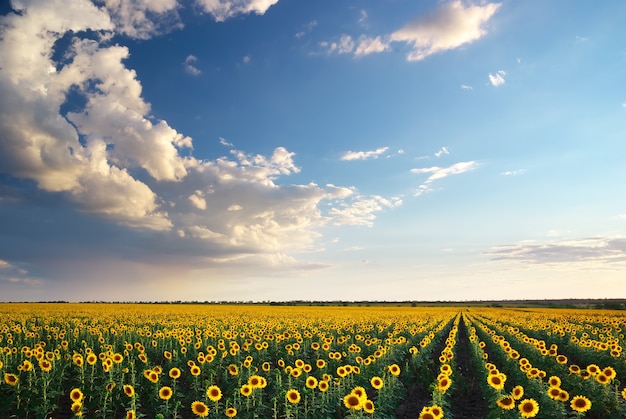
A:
[{"xmin": 1, "ymin": 0, "xmax": 625, "ymax": 302}]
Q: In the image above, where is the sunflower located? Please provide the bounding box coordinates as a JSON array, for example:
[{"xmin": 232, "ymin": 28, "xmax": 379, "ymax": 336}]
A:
[
  {"xmin": 547, "ymin": 376, "xmax": 561, "ymax": 387},
  {"xmin": 4, "ymin": 373, "xmax": 19, "ymax": 386},
  {"xmin": 190, "ymin": 365, "xmax": 201, "ymax": 377},
  {"xmin": 306, "ymin": 376, "xmax": 318, "ymax": 389},
  {"xmin": 207, "ymin": 385, "xmax": 222, "ymax": 402},
  {"xmin": 570, "ymin": 395, "xmax": 592, "ymax": 413},
  {"xmin": 343, "ymin": 393, "xmax": 363, "ymax": 410},
  {"xmin": 158, "ymin": 386, "xmax": 173, "ymax": 400},
  {"xmin": 370, "ymin": 376, "xmax": 384, "ymax": 390},
  {"xmin": 290, "ymin": 368, "xmax": 302, "ymax": 378},
  {"xmin": 351, "ymin": 386, "xmax": 367, "ymax": 401},
  {"xmin": 596, "ymin": 373, "xmax": 610, "ymax": 385},
  {"xmin": 318, "ymin": 380, "xmax": 329, "ymax": 392},
  {"xmin": 511, "ymin": 385, "xmax": 524, "ymax": 400},
  {"xmin": 569, "ymin": 364, "xmax": 581, "ymax": 374},
  {"xmin": 418, "ymin": 407, "xmax": 437, "ymax": 419},
  {"xmin": 71, "ymin": 401, "xmax": 82, "ymax": 416},
  {"xmin": 191, "ymin": 401, "xmax": 209, "ymax": 417},
  {"xmin": 286, "ymin": 389, "xmax": 301, "ymax": 404},
  {"xmin": 123, "ymin": 384, "xmax": 135, "ymax": 397},
  {"xmin": 228, "ymin": 364, "xmax": 238, "ymax": 376},
  {"xmin": 336, "ymin": 366, "xmax": 348, "ymax": 377},
  {"xmin": 429, "ymin": 405, "xmax": 444, "ymax": 418},
  {"xmin": 558, "ymin": 390, "xmax": 569, "ymax": 401},
  {"xmin": 487, "ymin": 373, "xmax": 506, "ymax": 390},
  {"xmin": 363, "ymin": 399, "xmax": 375, "ymax": 414},
  {"xmin": 86, "ymin": 353, "xmax": 98, "ymax": 365},
  {"xmin": 225, "ymin": 407, "xmax": 237, "ymax": 417},
  {"xmin": 148, "ymin": 371, "xmax": 159, "ymax": 383},
  {"xmin": 240, "ymin": 384, "xmax": 253, "ymax": 397},
  {"xmin": 70, "ymin": 388, "xmax": 83, "ymax": 402},
  {"xmin": 603, "ymin": 367, "xmax": 616, "ymax": 380},
  {"xmin": 547, "ymin": 386, "xmax": 562, "ymax": 400},
  {"xmin": 262, "ymin": 362, "xmax": 271, "ymax": 372},
  {"xmin": 388, "ymin": 364, "xmax": 401, "ymax": 377},
  {"xmin": 518, "ymin": 399, "xmax": 539, "ymax": 418},
  {"xmin": 497, "ymin": 396, "xmax": 516, "ymax": 410},
  {"xmin": 556, "ymin": 354, "xmax": 568, "ymax": 364},
  {"xmin": 586, "ymin": 364, "xmax": 600, "ymax": 376},
  {"xmin": 126, "ymin": 410, "xmax": 136, "ymax": 419}
]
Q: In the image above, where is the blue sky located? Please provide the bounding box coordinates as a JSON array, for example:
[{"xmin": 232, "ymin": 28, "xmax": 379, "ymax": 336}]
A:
[{"xmin": 1, "ymin": 0, "xmax": 625, "ymax": 302}]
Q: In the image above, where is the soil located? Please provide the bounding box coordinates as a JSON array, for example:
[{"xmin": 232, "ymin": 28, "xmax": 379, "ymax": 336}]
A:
[
  {"xmin": 395, "ymin": 316, "xmax": 490, "ymax": 418},
  {"xmin": 449, "ymin": 318, "xmax": 490, "ymax": 419}
]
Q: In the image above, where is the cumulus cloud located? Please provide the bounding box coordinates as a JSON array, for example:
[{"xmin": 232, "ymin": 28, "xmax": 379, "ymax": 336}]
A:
[
  {"xmin": 489, "ymin": 70, "xmax": 506, "ymax": 86},
  {"xmin": 184, "ymin": 55, "xmax": 202, "ymax": 75},
  {"xmin": 321, "ymin": 34, "xmax": 355, "ymax": 55},
  {"xmin": 485, "ymin": 237, "xmax": 626, "ymax": 266},
  {"xmin": 195, "ymin": 0, "xmax": 280, "ymax": 22},
  {"xmin": 341, "ymin": 147, "xmax": 389, "ymax": 161},
  {"xmin": 411, "ymin": 161, "xmax": 478, "ymax": 196},
  {"xmin": 322, "ymin": 1, "xmax": 500, "ymax": 61},
  {"xmin": 390, "ymin": 1, "xmax": 501, "ymax": 61},
  {"xmin": 354, "ymin": 36, "xmax": 390, "ymax": 56},
  {"xmin": 435, "ymin": 146, "xmax": 449, "ymax": 157},
  {"xmin": 328, "ymin": 196, "xmax": 402, "ymax": 227},
  {"xmin": 0, "ymin": 0, "xmax": 399, "ymax": 274},
  {"xmin": 100, "ymin": 0, "xmax": 183, "ymax": 39}
]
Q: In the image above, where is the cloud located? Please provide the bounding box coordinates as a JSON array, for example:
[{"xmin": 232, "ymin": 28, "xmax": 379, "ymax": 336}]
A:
[
  {"xmin": 461, "ymin": 84, "xmax": 473, "ymax": 90},
  {"xmin": 100, "ymin": 0, "xmax": 183, "ymax": 39},
  {"xmin": 501, "ymin": 169, "xmax": 526, "ymax": 176},
  {"xmin": 434, "ymin": 146, "xmax": 449, "ymax": 157},
  {"xmin": 0, "ymin": 0, "xmax": 399, "ymax": 276},
  {"xmin": 184, "ymin": 55, "xmax": 202, "ymax": 75},
  {"xmin": 295, "ymin": 20, "xmax": 317, "ymax": 38},
  {"xmin": 341, "ymin": 147, "xmax": 389, "ymax": 161},
  {"xmin": 485, "ymin": 237, "xmax": 626, "ymax": 266},
  {"xmin": 195, "ymin": 0, "xmax": 280, "ymax": 22},
  {"xmin": 488, "ymin": 70, "xmax": 506, "ymax": 87},
  {"xmin": 354, "ymin": 36, "xmax": 390, "ymax": 56},
  {"xmin": 328, "ymin": 196, "xmax": 402, "ymax": 227},
  {"xmin": 390, "ymin": 1, "xmax": 501, "ymax": 61},
  {"xmin": 321, "ymin": 34, "xmax": 355, "ymax": 55},
  {"xmin": 411, "ymin": 161, "xmax": 478, "ymax": 196},
  {"xmin": 242, "ymin": 55, "xmax": 251, "ymax": 64}
]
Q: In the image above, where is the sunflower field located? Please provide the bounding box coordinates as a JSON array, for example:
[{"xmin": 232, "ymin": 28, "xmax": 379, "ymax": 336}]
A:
[{"xmin": 1, "ymin": 303, "xmax": 626, "ymax": 418}]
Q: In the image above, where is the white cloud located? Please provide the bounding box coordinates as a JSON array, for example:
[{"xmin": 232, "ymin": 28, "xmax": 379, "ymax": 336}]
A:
[
  {"xmin": 242, "ymin": 55, "xmax": 251, "ymax": 64},
  {"xmin": 435, "ymin": 146, "xmax": 449, "ymax": 157},
  {"xmin": 485, "ymin": 237, "xmax": 626, "ymax": 266},
  {"xmin": 358, "ymin": 10, "xmax": 368, "ymax": 25},
  {"xmin": 341, "ymin": 147, "xmax": 389, "ymax": 161},
  {"xmin": 501, "ymin": 169, "xmax": 526, "ymax": 176},
  {"xmin": 100, "ymin": 0, "xmax": 182, "ymax": 39},
  {"xmin": 323, "ymin": 34, "xmax": 355, "ymax": 55},
  {"xmin": 189, "ymin": 190, "xmax": 207, "ymax": 210},
  {"xmin": 195, "ymin": 0, "xmax": 279, "ymax": 22},
  {"xmin": 219, "ymin": 137, "xmax": 234, "ymax": 147},
  {"xmin": 411, "ymin": 161, "xmax": 478, "ymax": 196},
  {"xmin": 184, "ymin": 55, "xmax": 202, "ymax": 76},
  {"xmin": 295, "ymin": 20, "xmax": 317, "ymax": 38},
  {"xmin": 390, "ymin": 1, "xmax": 501, "ymax": 61},
  {"xmin": 461, "ymin": 84, "xmax": 473, "ymax": 90},
  {"xmin": 0, "ymin": 0, "xmax": 401, "ymax": 275},
  {"xmin": 328, "ymin": 195, "xmax": 402, "ymax": 227},
  {"xmin": 488, "ymin": 70, "xmax": 506, "ymax": 87},
  {"xmin": 354, "ymin": 35, "xmax": 390, "ymax": 56}
]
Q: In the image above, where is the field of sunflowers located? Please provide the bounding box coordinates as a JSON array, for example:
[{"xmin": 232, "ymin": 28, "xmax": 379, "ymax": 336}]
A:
[{"xmin": 1, "ymin": 303, "xmax": 626, "ymax": 418}]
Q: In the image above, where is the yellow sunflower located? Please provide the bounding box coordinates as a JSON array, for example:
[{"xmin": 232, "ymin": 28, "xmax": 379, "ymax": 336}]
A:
[
  {"xmin": 286, "ymin": 389, "xmax": 301, "ymax": 404},
  {"xmin": 570, "ymin": 395, "xmax": 592, "ymax": 413},
  {"xmin": 207, "ymin": 385, "xmax": 222, "ymax": 402},
  {"xmin": 497, "ymin": 396, "xmax": 515, "ymax": 410},
  {"xmin": 518, "ymin": 399, "xmax": 539, "ymax": 418},
  {"xmin": 191, "ymin": 401, "xmax": 209, "ymax": 417}
]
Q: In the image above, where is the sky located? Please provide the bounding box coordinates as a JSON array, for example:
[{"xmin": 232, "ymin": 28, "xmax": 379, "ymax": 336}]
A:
[{"xmin": 1, "ymin": 0, "xmax": 625, "ymax": 302}]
